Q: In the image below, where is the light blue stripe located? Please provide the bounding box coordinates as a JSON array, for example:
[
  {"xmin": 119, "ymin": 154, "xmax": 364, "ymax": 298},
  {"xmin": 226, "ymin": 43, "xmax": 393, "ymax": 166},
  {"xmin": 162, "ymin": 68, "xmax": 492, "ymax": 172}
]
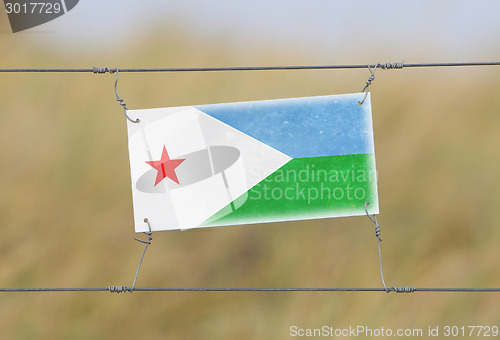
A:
[{"xmin": 196, "ymin": 93, "xmax": 374, "ymax": 158}]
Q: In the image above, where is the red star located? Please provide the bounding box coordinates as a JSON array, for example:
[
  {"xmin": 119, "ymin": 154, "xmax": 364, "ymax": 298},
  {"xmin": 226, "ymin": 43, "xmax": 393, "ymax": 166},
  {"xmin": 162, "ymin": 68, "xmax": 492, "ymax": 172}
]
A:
[{"xmin": 145, "ymin": 146, "xmax": 185, "ymax": 186}]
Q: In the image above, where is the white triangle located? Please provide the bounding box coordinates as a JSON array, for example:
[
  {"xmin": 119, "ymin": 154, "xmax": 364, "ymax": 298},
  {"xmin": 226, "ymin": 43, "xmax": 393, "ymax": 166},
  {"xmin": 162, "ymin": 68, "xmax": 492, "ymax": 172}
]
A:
[
  {"xmin": 196, "ymin": 109, "xmax": 292, "ymax": 194},
  {"xmin": 127, "ymin": 107, "xmax": 292, "ymax": 232}
]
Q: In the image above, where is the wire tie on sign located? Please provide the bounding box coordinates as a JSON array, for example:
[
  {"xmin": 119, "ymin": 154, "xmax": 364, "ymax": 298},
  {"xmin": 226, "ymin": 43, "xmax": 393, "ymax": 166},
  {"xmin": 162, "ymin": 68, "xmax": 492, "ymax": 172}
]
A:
[
  {"xmin": 364, "ymin": 201, "xmax": 389, "ymax": 292},
  {"xmin": 129, "ymin": 218, "xmax": 154, "ymax": 292},
  {"xmin": 93, "ymin": 66, "xmax": 139, "ymax": 123},
  {"xmin": 113, "ymin": 68, "xmax": 140, "ymax": 123},
  {"xmin": 107, "ymin": 219, "xmax": 153, "ymax": 294},
  {"xmin": 364, "ymin": 201, "xmax": 382, "ymax": 242},
  {"xmin": 364, "ymin": 201, "xmax": 415, "ymax": 294},
  {"xmin": 358, "ymin": 61, "xmax": 404, "ymax": 105},
  {"xmin": 358, "ymin": 64, "xmax": 378, "ymax": 106},
  {"xmin": 134, "ymin": 218, "xmax": 153, "ymax": 245}
]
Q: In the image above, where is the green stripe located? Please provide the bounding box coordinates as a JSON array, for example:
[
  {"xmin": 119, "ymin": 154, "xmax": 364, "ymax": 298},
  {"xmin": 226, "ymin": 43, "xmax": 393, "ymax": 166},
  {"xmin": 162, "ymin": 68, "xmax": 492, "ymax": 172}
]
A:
[{"xmin": 203, "ymin": 153, "xmax": 378, "ymax": 227}]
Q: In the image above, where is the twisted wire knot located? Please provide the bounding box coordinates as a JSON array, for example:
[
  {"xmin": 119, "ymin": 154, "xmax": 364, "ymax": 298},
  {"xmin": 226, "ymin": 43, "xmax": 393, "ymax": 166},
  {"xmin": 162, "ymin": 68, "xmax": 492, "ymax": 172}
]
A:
[
  {"xmin": 392, "ymin": 286, "xmax": 415, "ymax": 293},
  {"xmin": 361, "ymin": 70, "xmax": 376, "ymax": 93},
  {"xmin": 358, "ymin": 64, "xmax": 378, "ymax": 105},
  {"xmin": 134, "ymin": 218, "xmax": 153, "ymax": 245},
  {"xmin": 374, "ymin": 222, "xmax": 382, "ymax": 242},
  {"xmin": 364, "ymin": 201, "xmax": 382, "ymax": 242},
  {"xmin": 92, "ymin": 67, "xmax": 116, "ymax": 74},
  {"xmin": 380, "ymin": 61, "xmax": 404, "ymax": 70},
  {"xmin": 108, "ymin": 286, "xmax": 129, "ymax": 293}
]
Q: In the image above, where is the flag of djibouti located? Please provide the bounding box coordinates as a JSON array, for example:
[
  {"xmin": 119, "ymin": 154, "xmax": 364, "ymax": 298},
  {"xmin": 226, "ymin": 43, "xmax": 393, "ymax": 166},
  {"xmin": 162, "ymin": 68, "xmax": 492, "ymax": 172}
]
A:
[{"xmin": 126, "ymin": 93, "xmax": 378, "ymax": 232}]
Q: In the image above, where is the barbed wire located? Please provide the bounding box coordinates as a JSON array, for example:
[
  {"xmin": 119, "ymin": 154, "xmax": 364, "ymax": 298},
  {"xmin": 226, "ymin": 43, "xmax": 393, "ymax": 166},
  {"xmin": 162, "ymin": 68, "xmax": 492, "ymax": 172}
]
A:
[{"xmin": 0, "ymin": 61, "xmax": 499, "ymax": 73}]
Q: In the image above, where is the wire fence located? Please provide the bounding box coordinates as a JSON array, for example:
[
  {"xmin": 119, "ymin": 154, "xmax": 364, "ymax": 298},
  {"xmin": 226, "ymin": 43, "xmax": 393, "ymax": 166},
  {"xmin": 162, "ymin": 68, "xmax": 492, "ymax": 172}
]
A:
[{"xmin": 1, "ymin": 60, "xmax": 499, "ymax": 294}]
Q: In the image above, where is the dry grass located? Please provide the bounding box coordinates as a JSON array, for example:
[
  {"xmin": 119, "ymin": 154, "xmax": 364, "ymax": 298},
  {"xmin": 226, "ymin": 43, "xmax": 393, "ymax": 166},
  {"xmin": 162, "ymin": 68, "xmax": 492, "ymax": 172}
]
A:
[{"xmin": 1, "ymin": 19, "xmax": 500, "ymax": 339}]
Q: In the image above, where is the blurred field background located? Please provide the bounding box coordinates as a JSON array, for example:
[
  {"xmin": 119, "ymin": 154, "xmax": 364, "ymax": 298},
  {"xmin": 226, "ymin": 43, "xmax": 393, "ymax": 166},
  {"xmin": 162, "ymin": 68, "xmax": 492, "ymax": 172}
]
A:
[{"xmin": 1, "ymin": 2, "xmax": 500, "ymax": 339}]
